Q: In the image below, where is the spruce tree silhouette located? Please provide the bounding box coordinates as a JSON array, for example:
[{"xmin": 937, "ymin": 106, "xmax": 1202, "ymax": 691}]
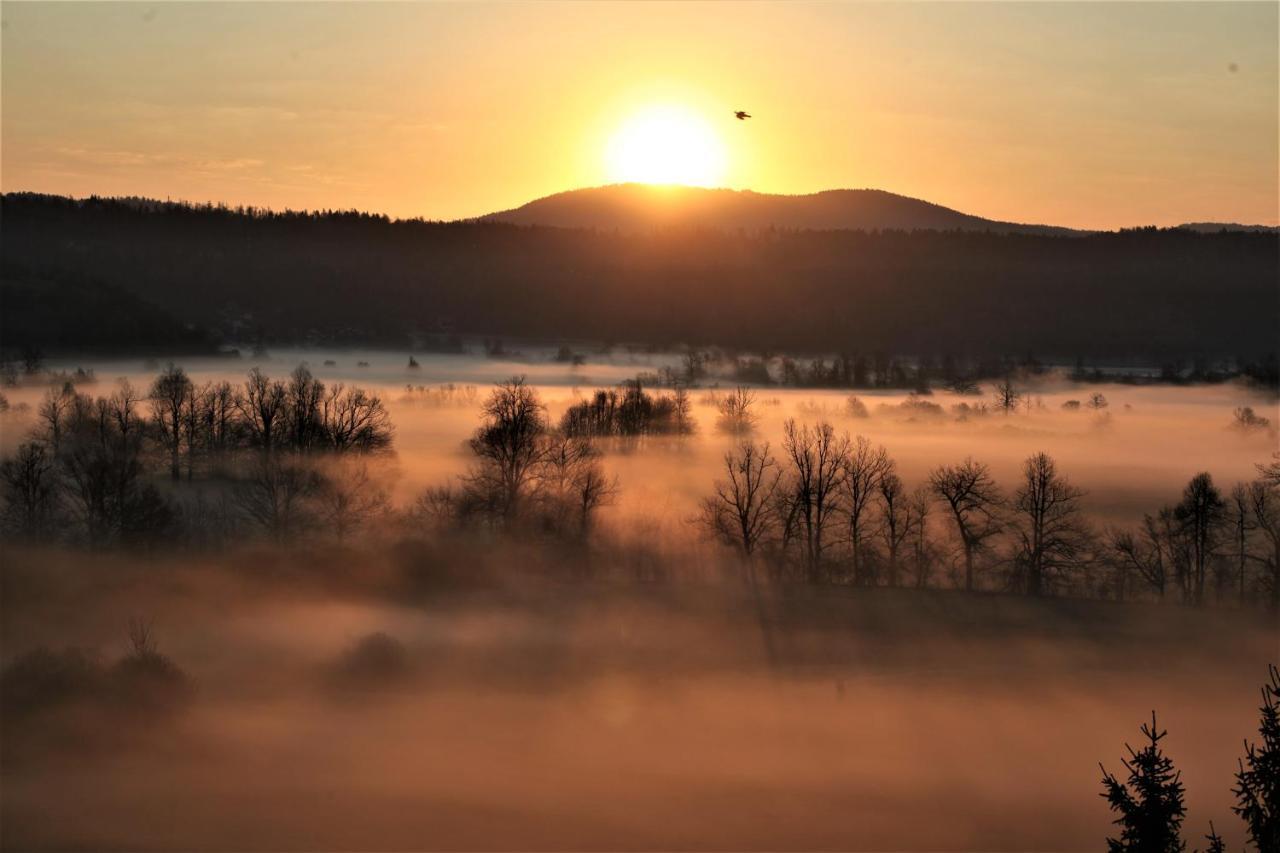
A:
[
  {"xmin": 1100, "ymin": 712, "xmax": 1187, "ymax": 852},
  {"xmin": 1233, "ymin": 664, "xmax": 1279, "ymax": 851},
  {"xmin": 1199, "ymin": 823, "xmax": 1225, "ymax": 853}
]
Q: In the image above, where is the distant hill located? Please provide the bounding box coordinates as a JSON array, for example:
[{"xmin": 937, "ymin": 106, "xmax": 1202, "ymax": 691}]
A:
[{"xmin": 475, "ymin": 184, "xmax": 1083, "ymax": 236}]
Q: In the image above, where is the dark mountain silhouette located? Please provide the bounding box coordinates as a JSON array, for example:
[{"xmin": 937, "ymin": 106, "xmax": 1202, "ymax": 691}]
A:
[
  {"xmin": 475, "ymin": 184, "xmax": 1083, "ymax": 235},
  {"xmin": 2, "ymin": 192, "xmax": 1277, "ymax": 363}
]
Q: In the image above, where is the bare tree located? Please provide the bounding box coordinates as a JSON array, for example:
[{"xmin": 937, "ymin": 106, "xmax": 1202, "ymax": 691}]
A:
[
  {"xmin": 929, "ymin": 457, "xmax": 1002, "ymax": 591},
  {"xmin": 287, "ymin": 365, "xmax": 327, "ymax": 452},
  {"xmin": 203, "ymin": 380, "xmax": 240, "ymax": 458},
  {"xmin": 1229, "ymin": 483, "xmax": 1258, "ymax": 605},
  {"xmin": 1087, "ymin": 392, "xmax": 1109, "ymax": 411},
  {"xmin": 907, "ymin": 484, "xmax": 935, "ymax": 588},
  {"xmin": 1011, "ymin": 452, "xmax": 1089, "ymax": 596},
  {"xmin": 1109, "ymin": 518, "xmax": 1170, "ymax": 602},
  {"xmin": 149, "ymin": 364, "xmax": 193, "ymax": 480},
  {"xmin": 716, "ymin": 386, "xmax": 758, "ymax": 435},
  {"xmin": 317, "ymin": 461, "xmax": 391, "ymax": 542},
  {"xmin": 1174, "ymin": 472, "xmax": 1225, "ymax": 606},
  {"xmin": 237, "ymin": 367, "xmax": 288, "ymax": 453},
  {"xmin": 1247, "ymin": 477, "xmax": 1280, "ymax": 613},
  {"xmin": 877, "ymin": 471, "xmax": 919, "ymax": 588},
  {"xmin": 699, "ymin": 440, "xmax": 782, "ymax": 558},
  {"xmin": 0, "ymin": 442, "xmax": 59, "ymax": 540},
  {"xmin": 321, "ymin": 385, "xmax": 394, "ymax": 452},
  {"xmin": 468, "ymin": 377, "xmax": 547, "ymax": 522},
  {"xmin": 567, "ymin": 458, "xmax": 618, "ymax": 537},
  {"xmin": 36, "ymin": 383, "xmax": 75, "ymax": 454},
  {"xmin": 59, "ymin": 389, "xmax": 168, "ymax": 547},
  {"xmin": 843, "ymin": 436, "xmax": 893, "ymax": 585},
  {"xmin": 991, "ymin": 377, "xmax": 1022, "ymax": 415},
  {"xmin": 534, "ymin": 433, "xmax": 617, "ymax": 537},
  {"xmin": 782, "ymin": 420, "xmax": 850, "ymax": 582},
  {"xmin": 234, "ymin": 455, "xmax": 321, "ymax": 542}
]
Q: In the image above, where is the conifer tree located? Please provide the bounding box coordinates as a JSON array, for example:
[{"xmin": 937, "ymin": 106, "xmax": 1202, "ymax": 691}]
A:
[
  {"xmin": 1234, "ymin": 665, "xmax": 1279, "ymax": 851},
  {"xmin": 1100, "ymin": 712, "xmax": 1187, "ymax": 852}
]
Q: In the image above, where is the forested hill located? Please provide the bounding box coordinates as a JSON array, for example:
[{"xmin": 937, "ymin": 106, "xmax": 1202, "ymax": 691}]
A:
[
  {"xmin": 475, "ymin": 184, "xmax": 1081, "ymax": 236},
  {"xmin": 2, "ymin": 192, "xmax": 1277, "ymax": 360}
]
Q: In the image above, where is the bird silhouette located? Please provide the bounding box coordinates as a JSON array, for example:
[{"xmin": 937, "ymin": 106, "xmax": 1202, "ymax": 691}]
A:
[{"xmin": 734, "ymin": 111, "xmax": 752, "ymax": 120}]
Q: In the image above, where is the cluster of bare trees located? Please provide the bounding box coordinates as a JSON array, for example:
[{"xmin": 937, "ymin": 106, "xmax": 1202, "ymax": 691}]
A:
[
  {"xmin": 0, "ymin": 365, "xmax": 394, "ymax": 547},
  {"xmin": 422, "ymin": 377, "xmax": 617, "ymax": 538},
  {"xmin": 698, "ymin": 423, "xmax": 939, "ymax": 587},
  {"xmin": 148, "ymin": 364, "xmax": 392, "ymax": 478},
  {"xmin": 560, "ymin": 381, "xmax": 694, "ymax": 439},
  {"xmin": 1108, "ymin": 458, "xmax": 1280, "ymax": 612},
  {"xmin": 699, "ymin": 421, "xmax": 1279, "ymax": 610}
]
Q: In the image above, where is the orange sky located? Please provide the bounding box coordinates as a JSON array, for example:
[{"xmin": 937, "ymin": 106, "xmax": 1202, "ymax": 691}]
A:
[{"xmin": 2, "ymin": 2, "xmax": 1277, "ymax": 228}]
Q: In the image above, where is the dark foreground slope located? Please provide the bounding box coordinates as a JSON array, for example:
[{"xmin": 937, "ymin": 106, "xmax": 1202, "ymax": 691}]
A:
[
  {"xmin": 2, "ymin": 192, "xmax": 1276, "ymax": 359},
  {"xmin": 476, "ymin": 183, "xmax": 1081, "ymax": 236}
]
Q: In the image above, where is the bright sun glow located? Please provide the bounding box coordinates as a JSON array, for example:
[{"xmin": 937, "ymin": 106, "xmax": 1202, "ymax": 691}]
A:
[{"xmin": 605, "ymin": 105, "xmax": 727, "ymax": 187}]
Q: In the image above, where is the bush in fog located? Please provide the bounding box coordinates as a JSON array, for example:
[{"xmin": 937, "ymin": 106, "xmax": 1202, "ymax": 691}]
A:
[
  {"xmin": 1233, "ymin": 406, "xmax": 1272, "ymax": 432},
  {"xmin": 110, "ymin": 618, "xmax": 193, "ymax": 713},
  {"xmin": 1099, "ymin": 713, "xmax": 1186, "ymax": 852},
  {"xmin": 326, "ymin": 632, "xmax": 411, "ymax": 693},
  {"xmin": 1, "ymin": 620, "xmax": 191, "ymax": 724},
  {"xmin": 1, "ymin": 647, "xmax": 105, "ymax": 719}
]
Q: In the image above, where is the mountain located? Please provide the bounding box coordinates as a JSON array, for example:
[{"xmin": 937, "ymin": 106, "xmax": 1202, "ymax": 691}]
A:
[{"xmin": 474, "ymin": 184, "xmax": 1083, "ymax": 236}]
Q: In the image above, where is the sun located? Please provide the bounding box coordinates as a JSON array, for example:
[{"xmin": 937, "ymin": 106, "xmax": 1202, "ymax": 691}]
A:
[{"xmin": 605, "ymin": 105, "xmax": 727, "ymax": 187}]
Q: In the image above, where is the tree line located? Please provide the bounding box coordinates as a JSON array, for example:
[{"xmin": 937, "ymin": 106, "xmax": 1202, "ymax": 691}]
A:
[
  {"xmin": 3, "ymin": 191, "xmax": 1276, "ymax": 362},
  {"xmin": 0, "ymin": 365, "xmax": 392, "ymax": 547},
  {"xmin": 697, "ymin": 427, "xmax": 1280, "ymax": 611},
  {"xmin": 3, "ymin": 372, "xmax": 1277, "ymax": 613}
]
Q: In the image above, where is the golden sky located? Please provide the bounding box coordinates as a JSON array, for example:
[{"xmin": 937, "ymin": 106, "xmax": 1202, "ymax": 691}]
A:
[{"xmin": 2, "ymin": 1, "xmax": 1277, "ymax": 228}]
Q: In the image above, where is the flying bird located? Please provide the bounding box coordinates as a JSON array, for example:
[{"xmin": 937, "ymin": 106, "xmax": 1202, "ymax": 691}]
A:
[{"xmin": 734, "ymin": 110, "xmax": 752, "ymax": 120}]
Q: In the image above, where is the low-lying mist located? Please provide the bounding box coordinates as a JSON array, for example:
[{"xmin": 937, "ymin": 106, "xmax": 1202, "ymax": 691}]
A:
[{"xmin": 2, "ymin": 349, "xmax": 1277, "ymax": 851}]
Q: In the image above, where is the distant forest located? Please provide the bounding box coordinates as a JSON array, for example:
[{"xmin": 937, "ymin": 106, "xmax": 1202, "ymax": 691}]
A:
[{"xmin": 2, "ymin": 193, "xmax": 1277, "ymax": 363}]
